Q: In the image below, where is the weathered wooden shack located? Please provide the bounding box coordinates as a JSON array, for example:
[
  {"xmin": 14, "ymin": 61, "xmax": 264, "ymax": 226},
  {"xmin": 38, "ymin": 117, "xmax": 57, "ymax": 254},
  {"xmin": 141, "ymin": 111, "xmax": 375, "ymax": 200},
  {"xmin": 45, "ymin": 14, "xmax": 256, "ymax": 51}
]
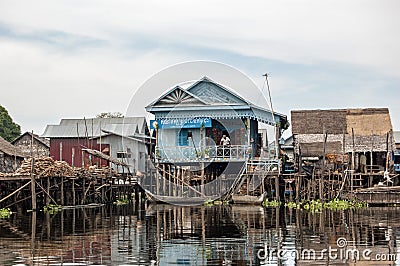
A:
[
  {"xmin": 42, "ymin": 117, "xmax": 149, "ymax": 173},
  {"xmin": 12, "ymin": 131, "xmax": 50, "ymax": 158},
  {"xmin": 0, "ymin": 136, "xmax": 26, "ymax": 173},
  {"xmin": 291, "ymin": 108, "xmax": 394, "ymax": 172}
]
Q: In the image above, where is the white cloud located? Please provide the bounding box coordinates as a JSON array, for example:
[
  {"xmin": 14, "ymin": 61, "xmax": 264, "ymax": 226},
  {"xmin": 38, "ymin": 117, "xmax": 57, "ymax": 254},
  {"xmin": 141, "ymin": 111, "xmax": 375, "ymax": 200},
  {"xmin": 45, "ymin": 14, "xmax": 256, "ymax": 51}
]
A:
[
  {"xmin": 1, "ymin": 0, "xmax": 399, "ymax": 77},
  {"xmin": 0, "ymin": 0, "xmax": 399, "ymax": 133}
]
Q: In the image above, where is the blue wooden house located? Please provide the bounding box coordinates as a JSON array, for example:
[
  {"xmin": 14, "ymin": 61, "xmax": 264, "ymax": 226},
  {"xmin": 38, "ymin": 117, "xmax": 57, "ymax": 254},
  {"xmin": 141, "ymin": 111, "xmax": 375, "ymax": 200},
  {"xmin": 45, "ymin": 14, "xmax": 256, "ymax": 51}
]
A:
[
  {"xmin": 146, "ymin": 77, "xmax": 287, "ymax": 161},
  {"xmin": 143, "ymin": 77, "xmax": 288, "ymax": 203}
]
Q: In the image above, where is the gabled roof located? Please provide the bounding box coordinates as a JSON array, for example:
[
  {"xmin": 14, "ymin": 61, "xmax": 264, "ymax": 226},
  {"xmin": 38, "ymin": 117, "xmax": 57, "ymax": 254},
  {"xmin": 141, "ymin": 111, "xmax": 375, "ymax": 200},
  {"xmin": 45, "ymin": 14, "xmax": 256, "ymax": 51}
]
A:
[
  {"xmin": 185, "ymin": 77, "xmax": 249, "ymax": 105},
  {"xmin": 145, "ymin": 76, "xmax": 287, "ymax": 126},
  {"xmin": 146, "ymin": 85, "xmax": 208, "ymax": 108},
  {"xmin": 0, "ymin": 136, "xmax": 26, "ymax": 158},
  {"xmin": 42, "ymin": 117, "xmax": 148, "ymax": 138},
  {"xmin": 146, "ymin": 77, "xmax": 249, "ymax": 110},
  {"xmin": 12, "ymin": 132, "xmax": 50, "ymax": 148}
]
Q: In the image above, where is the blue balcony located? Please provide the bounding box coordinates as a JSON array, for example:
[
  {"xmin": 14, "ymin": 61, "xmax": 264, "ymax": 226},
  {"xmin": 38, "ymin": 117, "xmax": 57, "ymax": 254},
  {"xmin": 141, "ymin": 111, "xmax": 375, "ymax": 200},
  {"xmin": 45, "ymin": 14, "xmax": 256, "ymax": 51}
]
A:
[{"xmin": 155, "ymin": 145, "xmax": 250, "ymax": 163}]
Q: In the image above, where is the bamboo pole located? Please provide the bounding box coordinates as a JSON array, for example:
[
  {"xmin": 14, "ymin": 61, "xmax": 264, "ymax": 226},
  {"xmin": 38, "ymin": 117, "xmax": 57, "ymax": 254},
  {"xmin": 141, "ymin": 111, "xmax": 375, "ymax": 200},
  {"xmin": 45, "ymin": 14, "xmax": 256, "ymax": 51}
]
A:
[
  {"xmin": 351, "ymin": 128, "xmax": 355, "ymax": 193},
  {"xmin": 46, "ymin": 176, "xmax": 50, "ymax": 205},
  {"xmin": 162, "ymin": 164, "xmax": 166, "ymax": 196},
  {"xmin": 168, "ymin": 165, "xmax": 172, "ymax": 196},
  {"xmin": 30, "ymin": 131, "xmax": 36, "ymax": 211},
  {"xmin": 72, "ymin": 179, "xmax": 76, "ymax": 205},
  {"xmin": 370, "ymin": 130, "xmax": 373, "ymax": 177},
  {"xmin": 34, "ymin": 180, "xmax": 57, "ymax": 205},
  {"xmin": 0, "ymin": 181, "xmax": 31, "ymax": 204},
  {"xmin": 159, "ymin": 165, "xmax": 205, "ymax": 197},
  {"xmin": 275, "ymin": 175, "xmax": 280, "ymax": 201},
  {"xmin": 61, "ymin": 176, "xmax": 64, "ymax": 205},
  {"xmin": 201, "ymin": 162, "xmax": 205, "ymax": 195},
  {"xmin": 81, "ymin": 178, "xmax": 86, "ymax": 204},
  {"xmin": 321, "ymin": 131, "xmax": 328, "ymax": 200}
]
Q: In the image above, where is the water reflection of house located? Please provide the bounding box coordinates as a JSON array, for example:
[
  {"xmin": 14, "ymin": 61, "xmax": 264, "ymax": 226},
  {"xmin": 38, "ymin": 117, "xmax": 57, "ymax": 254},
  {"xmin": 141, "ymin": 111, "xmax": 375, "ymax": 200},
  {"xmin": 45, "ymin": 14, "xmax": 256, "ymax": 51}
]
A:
[
  {"xmin": 42, "ymin": 117, "xmax": 149, "ymax": 172},
  {"xmin": 144, "ymin": 77, "xmax": 288, "ymax": 198},
  {"xmin": 291, "ymin": 108, "xmax": 394, "ymax": 173}
]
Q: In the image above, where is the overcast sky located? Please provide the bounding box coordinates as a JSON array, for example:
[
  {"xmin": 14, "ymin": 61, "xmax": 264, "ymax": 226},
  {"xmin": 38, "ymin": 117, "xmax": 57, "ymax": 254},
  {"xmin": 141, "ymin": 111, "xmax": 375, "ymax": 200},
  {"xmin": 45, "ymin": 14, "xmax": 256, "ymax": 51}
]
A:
[{"xmin": 0, "ymin": 0, "xmax": 399, "ymax": 136}]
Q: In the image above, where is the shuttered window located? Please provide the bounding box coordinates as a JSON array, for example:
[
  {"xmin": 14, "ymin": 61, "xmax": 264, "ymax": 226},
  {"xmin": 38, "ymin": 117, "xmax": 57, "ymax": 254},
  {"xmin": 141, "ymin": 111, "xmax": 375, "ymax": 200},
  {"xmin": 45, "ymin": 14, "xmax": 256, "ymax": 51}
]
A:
[{"xmin": 178, "ymin": 129, "xmax": 188, "ymax": 146}]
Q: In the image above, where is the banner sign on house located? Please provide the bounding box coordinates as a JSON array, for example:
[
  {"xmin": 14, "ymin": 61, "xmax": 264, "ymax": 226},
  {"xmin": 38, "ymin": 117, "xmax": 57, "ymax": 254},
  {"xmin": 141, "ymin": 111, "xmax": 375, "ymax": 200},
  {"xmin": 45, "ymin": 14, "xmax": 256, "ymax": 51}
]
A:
[{"xmin": 150, "ymin": 118, "xmax": 212, "ymax": 129}]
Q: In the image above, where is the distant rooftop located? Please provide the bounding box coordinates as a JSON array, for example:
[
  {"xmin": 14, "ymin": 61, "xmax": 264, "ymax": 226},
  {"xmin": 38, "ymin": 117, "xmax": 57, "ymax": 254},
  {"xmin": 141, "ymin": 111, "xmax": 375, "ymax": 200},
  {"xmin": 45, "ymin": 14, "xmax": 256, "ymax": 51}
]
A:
[
  {"xmin": 0, "ymin": 135, "xmax": 26, "ymax": 158},
  {"xmin": 394, "ymin": 131, "xmax": 400, "ymax": 143},
  {"xmin": 291, "ymin": 108, "xmax": 392, "ymax": 136},
  {"xmin": 12, "ymin": 131, "xmax": 50, "ymax": 148},
  {"xmin": 42, "ymin": 117, "xmax": 147, "ymax": 138}
]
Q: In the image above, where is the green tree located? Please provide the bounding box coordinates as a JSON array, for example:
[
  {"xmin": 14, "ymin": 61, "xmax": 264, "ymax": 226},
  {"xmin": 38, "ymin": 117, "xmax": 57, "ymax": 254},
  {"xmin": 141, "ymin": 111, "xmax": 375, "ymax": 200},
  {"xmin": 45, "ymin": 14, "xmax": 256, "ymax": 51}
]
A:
[
  {"xmin": 96, "ymin": 112, "xmax": 124, "ymax": 118},
  {"xmin": 0, "ymin": 105, "xmax": 21, "ymax": 142}
]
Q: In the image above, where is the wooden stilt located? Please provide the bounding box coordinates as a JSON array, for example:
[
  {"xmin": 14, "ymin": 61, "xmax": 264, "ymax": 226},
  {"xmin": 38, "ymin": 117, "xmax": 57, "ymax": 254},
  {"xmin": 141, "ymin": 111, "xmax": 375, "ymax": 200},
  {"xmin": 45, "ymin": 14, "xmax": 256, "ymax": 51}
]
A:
[
  {"xmin": 351, "ymin": 128, "xmax": 355, "ymax": 193},
  {"xmin": 200, "ymin": 163, "xmax": 205, "ymax": 195},
  {"xmin": 30, "ymin": 131, "xmax": 37, "ymax": 211},
  {"xmin": 295, "ymin": 174, "xmax": 300, "ymax": 204},
  {"xmin": 81, "ymin": 178, "xmax": 86, "ymax": 204},
  {"xmin": 162, "ymin": 164, "xmax": 166, "ymax": 196},
  {"xmin": 275, "ymin": 176, "xmax": 280, "ymax": 201},
  {"xmin": 46, "ymin": 177, "xmax": 50, "ymax": 206},
  {"xmin": 168, "ymin": 165, "xmax": 172, "ymax": 196},
  {"xmin": 61, "ymin": 176, "xmax": 64, "ymax": 205},
  {"xmin": 0, "ymin": 181, "xmax": 31, "ymax": 204}
]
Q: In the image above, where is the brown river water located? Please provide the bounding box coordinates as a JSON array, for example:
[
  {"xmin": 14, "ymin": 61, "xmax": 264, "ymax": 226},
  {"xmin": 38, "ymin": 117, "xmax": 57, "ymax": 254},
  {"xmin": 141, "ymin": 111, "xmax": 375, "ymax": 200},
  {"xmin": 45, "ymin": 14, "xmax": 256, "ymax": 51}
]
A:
[{"xmin": 0, "ymin": 204, "xmax": 399, "ymax": 265}]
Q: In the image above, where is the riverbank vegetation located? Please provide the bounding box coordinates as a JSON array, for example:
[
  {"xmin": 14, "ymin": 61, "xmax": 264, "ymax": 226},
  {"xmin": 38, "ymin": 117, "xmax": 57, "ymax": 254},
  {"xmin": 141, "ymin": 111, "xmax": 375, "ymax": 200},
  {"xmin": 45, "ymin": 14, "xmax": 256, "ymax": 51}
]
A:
[{"xmin": 262, "ymin": 198, "xmax": 368, "ymax": 212}]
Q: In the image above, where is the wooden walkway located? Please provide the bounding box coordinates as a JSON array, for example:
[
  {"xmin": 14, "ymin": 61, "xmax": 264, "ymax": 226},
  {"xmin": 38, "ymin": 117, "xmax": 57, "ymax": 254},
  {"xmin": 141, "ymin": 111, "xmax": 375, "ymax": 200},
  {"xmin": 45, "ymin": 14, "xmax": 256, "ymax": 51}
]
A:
[{"xmin": 351, "ymin": 186, "xmax": 400, "ymax": 204}]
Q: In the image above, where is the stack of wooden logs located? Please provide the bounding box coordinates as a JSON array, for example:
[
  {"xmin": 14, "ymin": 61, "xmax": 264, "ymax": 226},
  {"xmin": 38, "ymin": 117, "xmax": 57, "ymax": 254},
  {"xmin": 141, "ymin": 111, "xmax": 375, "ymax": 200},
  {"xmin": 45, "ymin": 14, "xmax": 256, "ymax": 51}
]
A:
[
  {"xmin": 0, "ymin": 157, "xmax": 121, "ymax": 179},
  {"xmin": 13, "ymin": 157, "xmax": 75, "ymax": 177},
  {"xmin": 74, "ymin": 166, "xmax": 120, "ymax": 179},
  {"xmin": 0, "ymin": 172, "xmax": 13, "ymax": 178}
]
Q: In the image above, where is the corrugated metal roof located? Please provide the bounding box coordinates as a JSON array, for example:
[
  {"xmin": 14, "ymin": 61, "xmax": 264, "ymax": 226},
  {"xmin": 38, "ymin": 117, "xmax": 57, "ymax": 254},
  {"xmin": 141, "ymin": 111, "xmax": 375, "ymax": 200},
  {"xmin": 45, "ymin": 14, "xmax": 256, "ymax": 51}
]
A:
[{"xmin": 42, "ymin": 117, "xmax": 147, "ymax": 138}]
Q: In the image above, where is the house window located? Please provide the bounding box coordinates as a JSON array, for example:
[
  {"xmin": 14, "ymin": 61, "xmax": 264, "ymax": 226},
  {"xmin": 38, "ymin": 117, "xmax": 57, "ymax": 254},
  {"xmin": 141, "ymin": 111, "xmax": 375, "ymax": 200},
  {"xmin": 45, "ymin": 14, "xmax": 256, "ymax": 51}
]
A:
[
  {"xmin": 178, "ymin": 129, "xmax": 188, "ymax": 146},
  {"xmin": 117, "ymin": 151, "xmax": 131, "ymax": 158}
]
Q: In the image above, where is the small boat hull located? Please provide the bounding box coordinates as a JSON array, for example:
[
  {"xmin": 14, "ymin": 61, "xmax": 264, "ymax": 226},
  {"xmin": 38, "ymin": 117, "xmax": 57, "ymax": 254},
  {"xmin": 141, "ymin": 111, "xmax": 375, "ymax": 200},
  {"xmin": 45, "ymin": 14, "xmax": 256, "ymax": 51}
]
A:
[{"xmin": 231, "ymin": 192, "xmax": 266, "ymax": 205}]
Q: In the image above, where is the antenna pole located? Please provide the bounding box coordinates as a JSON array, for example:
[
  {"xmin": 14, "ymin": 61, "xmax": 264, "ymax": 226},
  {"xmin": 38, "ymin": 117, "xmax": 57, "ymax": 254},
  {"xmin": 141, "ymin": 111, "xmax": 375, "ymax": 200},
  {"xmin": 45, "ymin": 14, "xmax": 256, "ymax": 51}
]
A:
[{"xmin": 263, "ymin": 73, "xmax": 279, "ymax": 160}]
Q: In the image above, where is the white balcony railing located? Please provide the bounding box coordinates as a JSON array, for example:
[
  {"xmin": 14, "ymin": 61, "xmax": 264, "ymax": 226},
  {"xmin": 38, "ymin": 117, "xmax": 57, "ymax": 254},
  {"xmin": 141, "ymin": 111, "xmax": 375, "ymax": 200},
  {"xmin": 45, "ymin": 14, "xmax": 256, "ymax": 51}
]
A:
[{"xmin": 155, "ymin": 145, "xmax": 250, "ymax": 163}]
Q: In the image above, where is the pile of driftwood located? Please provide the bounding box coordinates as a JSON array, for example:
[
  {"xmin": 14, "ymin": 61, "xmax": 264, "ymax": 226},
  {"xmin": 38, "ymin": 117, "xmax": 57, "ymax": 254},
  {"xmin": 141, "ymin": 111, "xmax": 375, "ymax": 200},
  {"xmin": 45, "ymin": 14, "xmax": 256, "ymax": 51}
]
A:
[
  {"xmin": 74, "ymin": 166, "xmax": 120, "ymax": 179},
  {"xmin": 14, "ymin": 157, "xmax": 75, "ymax": 177},
  {"xmin": 0, "ymin": 172, "xmax": 14, "ymax": 177},
  {"xmin": 0, "ymin": 157, "xmax": 122, "ymax": 179}
]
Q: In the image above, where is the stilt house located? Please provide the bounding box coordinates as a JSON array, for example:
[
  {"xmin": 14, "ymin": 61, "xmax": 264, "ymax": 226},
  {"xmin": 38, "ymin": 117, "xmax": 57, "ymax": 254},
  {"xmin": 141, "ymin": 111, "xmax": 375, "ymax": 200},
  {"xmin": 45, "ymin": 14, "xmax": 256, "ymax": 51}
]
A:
[
  {"xmin": 12, "ymin": 132, "xmax": 50, "ymax": 158},
  {"xmin": 0, "ymin": 136, "xmax": 26, "ymax": 173},
  {"xmin": 144, "ymin": 77, "xmax": 288, "ymax": 200},
  {"xmin": 291, "ymin": 108, "xmax": 394, "ymax": 173},
  {"xmin": 42, "ymin": 117, "xmax": 149, "ymax": 173}
]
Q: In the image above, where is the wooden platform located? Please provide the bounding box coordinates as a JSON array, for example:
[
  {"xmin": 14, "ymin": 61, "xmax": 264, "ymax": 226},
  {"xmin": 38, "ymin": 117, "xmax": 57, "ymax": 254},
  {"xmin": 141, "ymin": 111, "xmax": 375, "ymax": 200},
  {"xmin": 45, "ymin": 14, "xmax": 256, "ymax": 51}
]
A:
[{"xmin": 351, "ymin": 186, "xmax": 400, "ymax": 204}]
